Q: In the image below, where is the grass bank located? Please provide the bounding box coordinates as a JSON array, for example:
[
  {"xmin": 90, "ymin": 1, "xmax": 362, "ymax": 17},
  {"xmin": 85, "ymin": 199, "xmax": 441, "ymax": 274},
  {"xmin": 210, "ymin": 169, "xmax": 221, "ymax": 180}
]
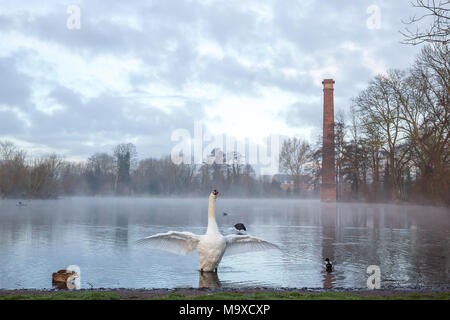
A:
[
  {"xmin": 156, "ymin": 291, "xmax": 450, "ymax": 300},
  {"xmin": 1, "ymin": 290, "xmax": 449, "ymax": 300}
]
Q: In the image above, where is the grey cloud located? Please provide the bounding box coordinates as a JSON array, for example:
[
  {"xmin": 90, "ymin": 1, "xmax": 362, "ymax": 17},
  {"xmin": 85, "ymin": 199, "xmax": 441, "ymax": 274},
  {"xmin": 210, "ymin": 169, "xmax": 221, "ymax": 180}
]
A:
[
  {"xmin": 16, "ymin": 83, "xmax": 206, "ymax": 158},
  {"xmin": 283, "ymin": 101, "xmax": 322, "ymax": 128},
  {"xmin": 0, "ymin": 110, "xmax": 25, "ymax": 135},
  {"xmin": 0, "ymin": 55, "xmax": 32, "ymax": 107},
  {"xmin": 0, "ymin": 0, "xmax": 422, "ymax": 159}
]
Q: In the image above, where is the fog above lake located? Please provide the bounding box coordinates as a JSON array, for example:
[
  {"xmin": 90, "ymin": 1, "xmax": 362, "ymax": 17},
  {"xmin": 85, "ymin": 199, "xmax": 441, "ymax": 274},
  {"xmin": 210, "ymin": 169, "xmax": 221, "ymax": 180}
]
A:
[{"xmin": 0, "ymin": 197, "xmax": 448, "ymax": 289}]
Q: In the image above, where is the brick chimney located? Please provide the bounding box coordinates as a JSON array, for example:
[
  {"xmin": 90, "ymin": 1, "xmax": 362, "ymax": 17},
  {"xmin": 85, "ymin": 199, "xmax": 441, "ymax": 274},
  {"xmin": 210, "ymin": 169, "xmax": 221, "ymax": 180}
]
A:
[{"xmin": 321, "ymin": 79, "xmax": 336, "ymax": 202}]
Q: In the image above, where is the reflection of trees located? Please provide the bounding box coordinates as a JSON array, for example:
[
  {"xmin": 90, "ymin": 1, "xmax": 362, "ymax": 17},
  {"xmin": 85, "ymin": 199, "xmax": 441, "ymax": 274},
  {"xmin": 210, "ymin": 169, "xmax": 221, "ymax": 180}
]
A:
[
  {"xmin": 1, "ymin": 199, "xmax": 448, "ymax": 289},
  {"xmin": 320, "ymin": 204, "xmax": 336, "ymax": 288},
  {"xmin": 114, "ymin": 214, "xmax": 129, "ymax": 247},
  {"xmin": 0, "ymin": 208, "xmax": 31, "ymax": 244},
  {"xmin": 407, "ymin": 219, "xmax": 449, "ymax": 286}
]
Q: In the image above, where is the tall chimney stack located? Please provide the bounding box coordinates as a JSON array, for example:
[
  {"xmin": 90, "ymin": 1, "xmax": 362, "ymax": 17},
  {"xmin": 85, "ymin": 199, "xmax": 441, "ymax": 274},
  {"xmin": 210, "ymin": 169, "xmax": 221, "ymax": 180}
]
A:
[{"xmin": 321, "ymin": 79, "xmax": 336, "ymax": 202}]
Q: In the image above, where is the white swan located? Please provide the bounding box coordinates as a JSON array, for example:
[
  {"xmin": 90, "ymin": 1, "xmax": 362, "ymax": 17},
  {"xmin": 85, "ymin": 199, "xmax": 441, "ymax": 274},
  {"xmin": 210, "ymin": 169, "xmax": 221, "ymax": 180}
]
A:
[{"xmin": 136, "ymin": 190, "xmax": 280, "ymax": 272}]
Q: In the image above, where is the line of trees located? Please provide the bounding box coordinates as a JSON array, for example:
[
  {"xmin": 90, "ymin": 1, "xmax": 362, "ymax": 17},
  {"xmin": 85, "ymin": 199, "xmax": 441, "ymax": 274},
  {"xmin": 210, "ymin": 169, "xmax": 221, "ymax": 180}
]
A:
[
  {"xmin": 275, "ymin": 44, "xmax": 449, "ymax": 206},
  {"xmin": 332, "ymin": 44, "xmax": 449, "ymax": 205},
  {"xmin": 0, "ymin": 141, "xmax": 289, "ymax": 198},
  {"xmin": 0, "ymin": 44, "xmax": 447, "ymax": 204},
  {"xmin": 1, "ymin": 0, "xmax": 448, "ymax": 205}
]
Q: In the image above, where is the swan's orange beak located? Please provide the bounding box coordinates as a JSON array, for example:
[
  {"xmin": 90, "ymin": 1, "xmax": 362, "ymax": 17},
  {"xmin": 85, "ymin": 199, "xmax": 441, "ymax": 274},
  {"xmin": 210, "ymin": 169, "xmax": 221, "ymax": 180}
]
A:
[{"xmin": 212, "ymin": 190, "xmax": 219, "ymax": 196}]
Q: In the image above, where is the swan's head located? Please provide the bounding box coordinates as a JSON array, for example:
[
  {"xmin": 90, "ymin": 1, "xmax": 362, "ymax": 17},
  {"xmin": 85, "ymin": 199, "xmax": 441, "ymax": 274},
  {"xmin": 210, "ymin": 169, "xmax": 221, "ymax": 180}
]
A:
[{"xmin": 209, "ymin": 190, "xmax": 219, "ymax": 200}]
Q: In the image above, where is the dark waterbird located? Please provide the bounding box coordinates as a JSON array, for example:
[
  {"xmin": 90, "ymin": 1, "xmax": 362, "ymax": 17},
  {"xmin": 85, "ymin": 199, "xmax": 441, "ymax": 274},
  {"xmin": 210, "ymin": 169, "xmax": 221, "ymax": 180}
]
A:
[
  {"xmin": 234, "ymin": 223, "xmax": 246, "ymax": 231},
  {"xmin": 16, "ymin": 201, "xmax": 27, "ymax": 207},
  {"xmin": 325, "ymin": 258, "xmax": 333, "ymax": 272}
]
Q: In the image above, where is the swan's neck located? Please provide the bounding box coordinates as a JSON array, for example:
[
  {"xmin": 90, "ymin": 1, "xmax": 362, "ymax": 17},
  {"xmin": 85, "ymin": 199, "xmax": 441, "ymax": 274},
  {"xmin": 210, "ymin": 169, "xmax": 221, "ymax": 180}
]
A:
[{"xmin": 207, "ymin": 197, "xmax": 219, "ymax": 234}]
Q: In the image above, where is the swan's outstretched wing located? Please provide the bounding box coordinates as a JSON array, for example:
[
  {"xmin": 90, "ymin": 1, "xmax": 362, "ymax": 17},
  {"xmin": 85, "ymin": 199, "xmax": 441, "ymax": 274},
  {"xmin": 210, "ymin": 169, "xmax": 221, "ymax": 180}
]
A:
[
  {"xmin": 135, "ymin": 231, "xmax": 200, "ymax": 255},
  {"xmin": 224, "ymin": 234, "xmax": 280, "ymax": 256}
]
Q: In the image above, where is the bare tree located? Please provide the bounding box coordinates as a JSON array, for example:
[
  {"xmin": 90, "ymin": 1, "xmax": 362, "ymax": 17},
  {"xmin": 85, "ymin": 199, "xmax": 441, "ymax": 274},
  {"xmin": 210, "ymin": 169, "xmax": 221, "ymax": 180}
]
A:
[
  {"xmin": 279, "ymin": 137, "xmax": 312, "ymax": 189},
  {"xmin": 401, "ymin": 0, "xmax": 450, "ymax": 45},
  {"xmin": 0, "ymin": 141, "xmax": 28, "ymax": 197},
  {"xmin": 27, "ymin": 154, "xmax": 64, "ymax": 198},
  {"xmin": 341, "ymin": 110, "xmax": 367, "ymax": 199},
  {"xmin": 61, "ymin": 161, "xmax": 87, "ymax": 195},
  {"xmin": 351, "ymin": 44, "xmax": 448, "ymax": 204},
  {"xmin": 397, "ymin": 44, "xmax": 449, "ymax": 202},
  {"xmin": 0, "ymin": 140, "xmax": 17, "ymax": 161},
  {"xmin": 362, "ymin": 121, "xmax": 385, "ymax": 198},
  {"xmin": 353, "ymin": 71, "xmax": 411, "ymax": 201},
  {"xmin": 85, "ymin": 153, "xmax": 115, "ymax": 194},
  {"xmin": 334, "ymin": 111, "xmax": 347, "ymax": 200},
  {"xmin": 113, "ymin": 143, "xmax": 137, "ymax": 194},
  {"xmin": 310, "ymin": 135, "xmax": 323, "ymax": 197}
]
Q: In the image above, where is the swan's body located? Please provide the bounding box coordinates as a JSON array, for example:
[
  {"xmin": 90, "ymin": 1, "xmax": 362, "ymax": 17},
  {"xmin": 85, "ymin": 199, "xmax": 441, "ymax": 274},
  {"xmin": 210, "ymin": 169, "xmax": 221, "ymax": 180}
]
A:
[{"xmin": 136, "ymin": 190, "xmax": 279, "ymax": 272}]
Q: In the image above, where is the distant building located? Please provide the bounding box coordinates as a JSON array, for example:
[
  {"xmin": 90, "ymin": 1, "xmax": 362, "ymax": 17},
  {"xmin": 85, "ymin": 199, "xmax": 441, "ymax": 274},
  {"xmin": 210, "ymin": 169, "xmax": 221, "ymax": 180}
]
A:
[
  {"xmin": 272, "ymin": 174, "xmax": 294, "ymax": 191},
  {"xmin": 272, "ymin": 174, "xmax": 314, "ymax": 195}
]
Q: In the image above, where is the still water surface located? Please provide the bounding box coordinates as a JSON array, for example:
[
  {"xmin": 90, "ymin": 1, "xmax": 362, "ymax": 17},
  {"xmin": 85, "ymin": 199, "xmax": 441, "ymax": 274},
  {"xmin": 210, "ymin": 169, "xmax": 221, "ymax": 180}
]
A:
[{"xmin": 0, "ymin": 198, "xmax": 448, "ymax": 289}]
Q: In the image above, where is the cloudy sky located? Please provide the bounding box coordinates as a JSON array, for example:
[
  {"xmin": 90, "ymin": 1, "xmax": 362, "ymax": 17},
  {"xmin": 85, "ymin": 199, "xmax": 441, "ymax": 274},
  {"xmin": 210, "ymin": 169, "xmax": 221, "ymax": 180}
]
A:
[{"xmin": 0, "ymin": 0, "xmax": 423, "ymax": 162}]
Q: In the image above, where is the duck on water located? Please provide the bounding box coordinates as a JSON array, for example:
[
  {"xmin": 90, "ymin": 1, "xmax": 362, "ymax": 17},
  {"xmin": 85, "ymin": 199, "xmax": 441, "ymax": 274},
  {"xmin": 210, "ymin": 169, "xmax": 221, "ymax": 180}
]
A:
[
  {"xmin": 325, "ymin": 258, "xmax": 333, "ymax": 272},
  {"xmin": 136, "ymin": 190, "xmax": 280, "ymax": 272},
  {"xmin": 16, "ymin": 201, "xmax": 27, "ymax": 207}
]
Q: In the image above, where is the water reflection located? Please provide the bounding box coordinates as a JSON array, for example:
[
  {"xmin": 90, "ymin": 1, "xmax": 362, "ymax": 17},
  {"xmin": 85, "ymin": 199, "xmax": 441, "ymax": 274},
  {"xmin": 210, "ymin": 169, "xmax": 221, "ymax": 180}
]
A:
[
  {"xmin": 199, "ymin": 272, "xmax": 221, "ymax": 288},
  {"xmin": 0, "ymin": 198, "xmax": 448, "ymax": 289},
  {"xmin": 114, "ymin": 214, "xmax": 129, "ymax": 247},
  {"xmin": 321, "ymin": 203, "xmax": 336, "ymax": 289}
]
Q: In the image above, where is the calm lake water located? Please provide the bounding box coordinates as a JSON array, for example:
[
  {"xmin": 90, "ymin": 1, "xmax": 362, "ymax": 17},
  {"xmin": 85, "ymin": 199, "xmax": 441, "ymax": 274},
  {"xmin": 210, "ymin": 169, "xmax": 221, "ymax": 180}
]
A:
[{"xmin": 0, "ymin": 197, "xmax": 448, "ymax": 289}]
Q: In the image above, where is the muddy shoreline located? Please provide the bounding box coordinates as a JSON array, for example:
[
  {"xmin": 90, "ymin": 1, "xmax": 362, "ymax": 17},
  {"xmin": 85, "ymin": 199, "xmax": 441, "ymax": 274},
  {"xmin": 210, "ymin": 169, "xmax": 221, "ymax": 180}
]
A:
[{"xmin": 1, "ymin": 287, "xmax": 449, "ymax": 299}]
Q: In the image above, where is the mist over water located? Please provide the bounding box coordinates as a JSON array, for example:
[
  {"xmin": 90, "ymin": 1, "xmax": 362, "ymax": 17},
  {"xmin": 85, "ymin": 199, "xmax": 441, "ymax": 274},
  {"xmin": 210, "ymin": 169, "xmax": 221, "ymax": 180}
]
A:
[{"xmin": 0, "ymin": 197, "xmax": 448, "ymax": 289}]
